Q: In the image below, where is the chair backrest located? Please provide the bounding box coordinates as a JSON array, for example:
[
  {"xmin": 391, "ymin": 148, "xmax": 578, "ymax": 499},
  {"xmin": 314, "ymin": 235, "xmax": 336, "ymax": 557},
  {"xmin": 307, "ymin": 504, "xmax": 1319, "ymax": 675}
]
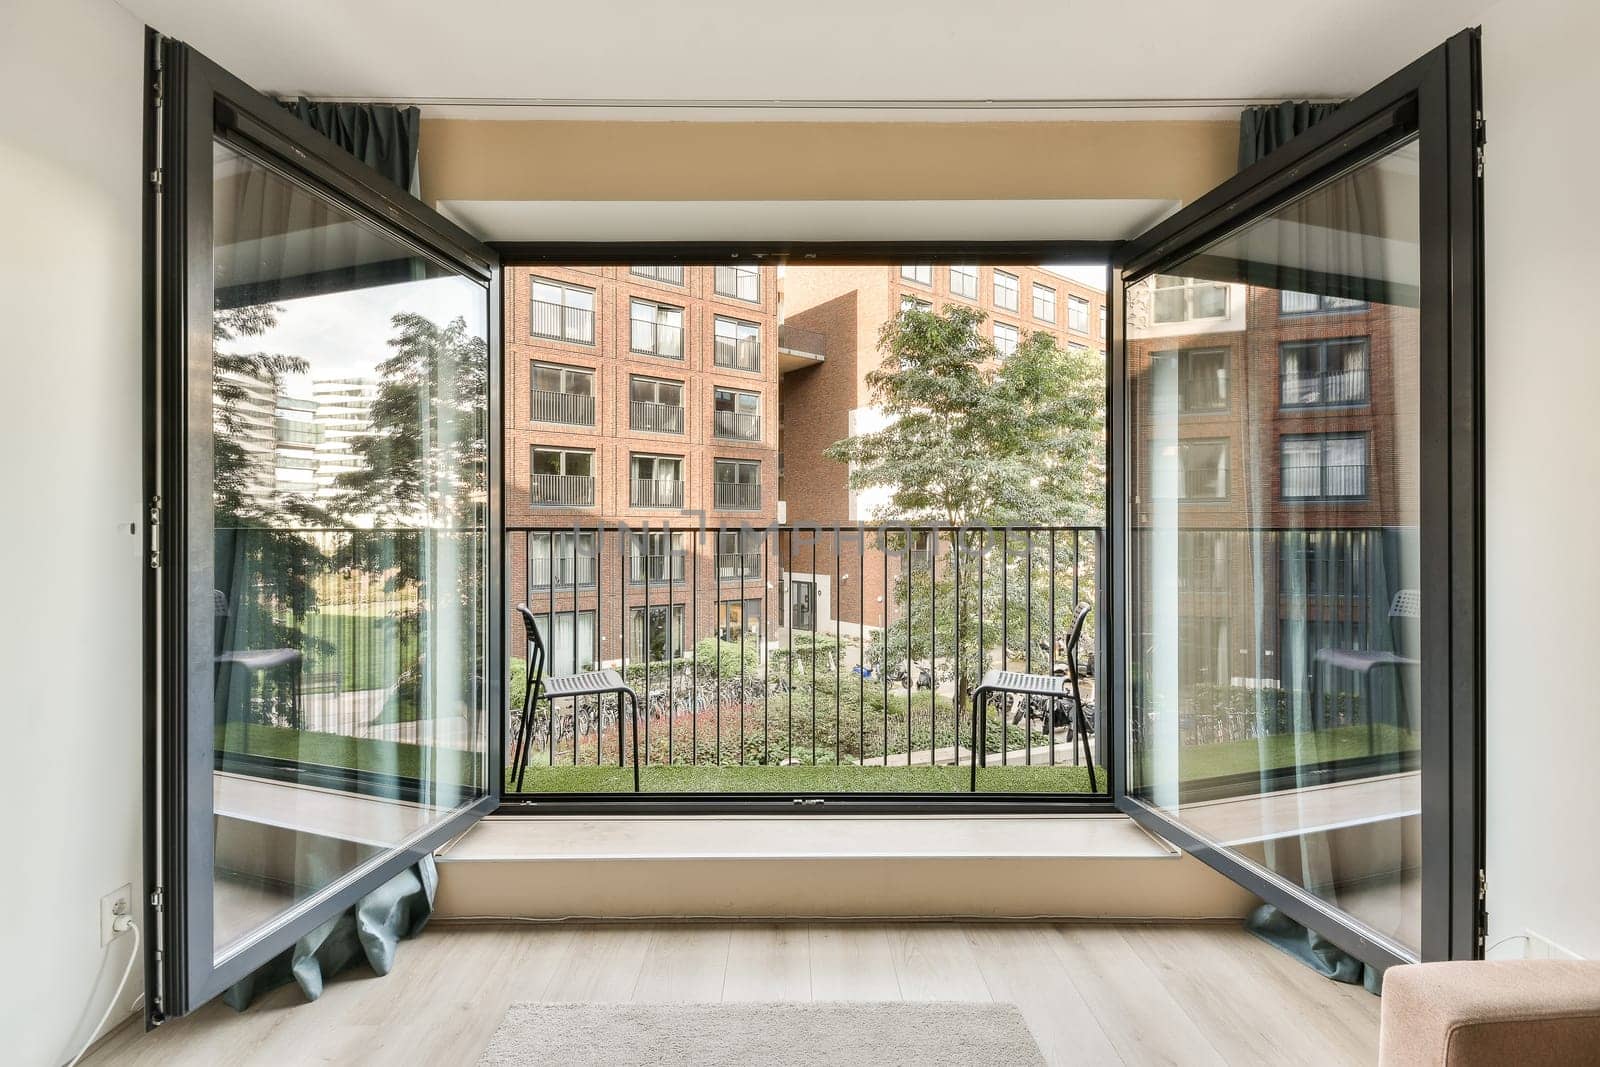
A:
[
  {"xmin": 1389, "ymin": 589, "xmax": 1420, "ymax": 619},
  {"xmin": 516, "ymin": 605, "xmax": 547, "ymax": 698},
  {"xmin": 1064, "ymin": 602, "xmax": 1091, "ymax": 662}
]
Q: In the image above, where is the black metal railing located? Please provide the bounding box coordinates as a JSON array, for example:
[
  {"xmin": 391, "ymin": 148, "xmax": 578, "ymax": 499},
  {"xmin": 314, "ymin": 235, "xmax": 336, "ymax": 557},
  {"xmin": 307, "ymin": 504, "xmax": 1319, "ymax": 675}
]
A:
[
  {"xmin": 1282, "ymin": 462, "xmax": 1368, "ymax": 499},
  {"xmin": 531, "ymin": 300, "xmax": 594, "ymax": 344},
  {"xmin": 713, "ymin": 410, "xmax": 762, "ymax": 441},
  {"xmin": 531, "ymin": 389, "xmax": 595, "ymax": 427},
  {"xmin": 531, "ymin": 473, "xmax": 596, "ymax": 507},
  {"xmin": 630, "ymin": 400, "xmax": 685, "ymax": 434},
  {"xmin": 1282, "ymin": 367, "xmax": 1370, "ymax": 407},
  {"xmin": 631, "ymin": 478, "xmax": 685, "ymax": 508},
  {"xmin": 714, "ymin": 266, "xmax": 760, "ymax": 302},
  {"xmin": 714, "ymin": 481, "xmax": 761, "ymax": 511},
  {"xmin": 632, "ymin": 265, "xmax": 684, "ymax": 285},
  {"xmin": 505, "ymin": 523, "xmax": 1104, "ymax": 795}
]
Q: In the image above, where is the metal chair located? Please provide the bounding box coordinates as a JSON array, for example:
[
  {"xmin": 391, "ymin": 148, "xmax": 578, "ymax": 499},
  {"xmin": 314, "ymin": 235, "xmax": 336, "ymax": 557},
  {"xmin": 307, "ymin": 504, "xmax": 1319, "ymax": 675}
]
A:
[
  {"xmin": 971, "ymin": 602, "xmax": 1097, "ymax": 791},
  {"xmin": 213, "ymin": 589, "xmax": 303, "ymax": 728},
  {"xmin": 510, "ymin": 604, "xmax": 640, "ymax": 792},
  {"xmin": 1313, "ymin": 588, "xmax": 1420, "ymax": 749}
]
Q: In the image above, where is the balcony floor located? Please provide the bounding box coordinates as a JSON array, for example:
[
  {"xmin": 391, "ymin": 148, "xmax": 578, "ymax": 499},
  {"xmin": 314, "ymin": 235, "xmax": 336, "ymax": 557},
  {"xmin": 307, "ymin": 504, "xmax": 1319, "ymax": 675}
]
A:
[{"xmin": 88, "ymin": 921, "xmax": 1378, "ymax": 1065}]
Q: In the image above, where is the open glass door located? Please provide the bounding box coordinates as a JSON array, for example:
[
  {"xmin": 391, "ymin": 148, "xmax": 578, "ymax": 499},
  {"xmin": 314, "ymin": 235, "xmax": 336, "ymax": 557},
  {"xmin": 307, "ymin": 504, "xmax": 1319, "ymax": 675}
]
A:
[
  {"xmin": 145, "ymin": 37, "xmax": 502, "ymax": 1019},
  {"xmin": 1110, "ymin": 31, "xmax": 1482, "ymax": 969}
]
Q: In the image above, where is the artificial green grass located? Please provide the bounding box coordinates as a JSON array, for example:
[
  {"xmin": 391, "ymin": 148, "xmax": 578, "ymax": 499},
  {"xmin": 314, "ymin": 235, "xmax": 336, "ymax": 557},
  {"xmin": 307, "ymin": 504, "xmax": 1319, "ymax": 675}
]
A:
[
  {"xmin": 509, "ymin": 762, "xmax": 1102, "ymax": 795},
  {"xmin": 217, "ymin": 722, "xmax": 481, "ymax": 785},
  {"xmin": 1177, "ymin": 723, "xmax": 1417, "ymax": 781}
]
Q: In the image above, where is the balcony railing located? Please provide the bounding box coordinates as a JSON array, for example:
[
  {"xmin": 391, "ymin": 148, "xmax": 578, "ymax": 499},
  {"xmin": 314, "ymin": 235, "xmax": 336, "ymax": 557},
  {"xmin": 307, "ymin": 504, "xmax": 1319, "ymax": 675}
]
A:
[
  {"xmin": 531, "ymin": 473, "xmax": 596, "ymax": 507},
  {"xmin": 631, "ymin": 478, "xmax": 685, "ymax": 508},
  {"xmin": 1283, "ymin": 463, "xmax": 1368, "ymax": 499},
  {"xmin": 630, "ymin": 400, "xmax": 684, "ymax": 434},
  {"xmin": 506, "ymin": 523, "xmax": 1105, "ymax": 797},
  {"xmin": 631, "ymin": 265, "xmax": 684, "ymax": 285},
  {"xmin": 631, "ymin": 320, "xmax": 683, "ymax": 359},
  {"xmin": 712, "ymin": 410, "xmax": 762, "ymax": 441},
  {"xmin": 714, "ymin": 335, "xmax": 761, "ymax": 372},
  {"xmin": 714, "ymin": 481, "xmax": 761, "ymax": 510},
  {"xmin": 530, "ymin": 389, "xmax": 595, "ymax": 427},
  {"xmin": 531, "ymin": 300, "xmax": 595, "ymax": 344},
  {"xmin": 1283, "ymin": 368, "xmax": 1370, "ymax": 407}
]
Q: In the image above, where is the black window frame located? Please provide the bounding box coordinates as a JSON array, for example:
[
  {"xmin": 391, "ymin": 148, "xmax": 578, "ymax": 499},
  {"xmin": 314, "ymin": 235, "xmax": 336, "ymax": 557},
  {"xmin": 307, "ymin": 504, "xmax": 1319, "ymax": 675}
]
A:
[
  {"xmin": 1279, "ymin": 336, "xmax": 1372, "ymax": 409},
  {"xmin": 1279, "ymin": 431, "xmax": 1370, "ymax": 501}
]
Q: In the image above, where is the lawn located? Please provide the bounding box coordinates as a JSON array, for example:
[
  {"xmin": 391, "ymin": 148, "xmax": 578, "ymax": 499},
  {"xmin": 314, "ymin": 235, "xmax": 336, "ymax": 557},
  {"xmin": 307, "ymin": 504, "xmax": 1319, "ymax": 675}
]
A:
[
  {"xmin": 217, "ymin": 723, "xmax": 482, "ymax": 786},
  {"xmin": 509, "ymin": 762, "xmax": 1102, "ymax": 795},
  {"xmin": 1176, "ymin": 723, "xmax": 1417, "ymax": 782}
]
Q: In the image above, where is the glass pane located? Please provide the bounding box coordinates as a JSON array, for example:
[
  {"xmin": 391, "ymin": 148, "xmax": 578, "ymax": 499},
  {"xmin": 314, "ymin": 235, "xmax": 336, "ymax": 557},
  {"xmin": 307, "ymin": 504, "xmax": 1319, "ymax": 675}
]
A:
[
  {"xmin": 1127, "ymin": 139, "xmax": 1422, "ymax": 956},
  {"xmin": 208, "ymin": 140, "xmax": 488, "ymax": 960}
]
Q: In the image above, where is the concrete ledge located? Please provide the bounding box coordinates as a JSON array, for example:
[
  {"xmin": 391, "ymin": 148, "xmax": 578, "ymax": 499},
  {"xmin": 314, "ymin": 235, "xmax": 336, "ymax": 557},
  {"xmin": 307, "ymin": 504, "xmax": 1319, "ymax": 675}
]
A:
[{"xmin": 434, "ymin": 815, "xmax": 1258, "ymax": 921}]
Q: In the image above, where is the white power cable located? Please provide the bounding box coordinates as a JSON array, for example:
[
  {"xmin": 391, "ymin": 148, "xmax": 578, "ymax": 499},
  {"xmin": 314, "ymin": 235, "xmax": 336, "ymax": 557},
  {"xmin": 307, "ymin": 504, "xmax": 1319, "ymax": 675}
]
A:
[{"xmin": 63, "ymin": 918, "xmax": 139, "ymax": 1067}]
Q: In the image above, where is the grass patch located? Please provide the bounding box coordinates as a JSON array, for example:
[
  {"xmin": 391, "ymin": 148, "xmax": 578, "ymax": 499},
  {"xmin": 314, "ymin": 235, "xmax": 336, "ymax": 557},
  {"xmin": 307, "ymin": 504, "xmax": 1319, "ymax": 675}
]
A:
[
  {"xmin": 217, "ymin": 723, "xmax": 481, "ymax": 786},
  {"xmin": 509, "ymin": 762, "xmax": 1102, "ymax": 795},
  {"xmin": 1178, "ymin": 723, "xmax": 1417, "ymax": 782}
]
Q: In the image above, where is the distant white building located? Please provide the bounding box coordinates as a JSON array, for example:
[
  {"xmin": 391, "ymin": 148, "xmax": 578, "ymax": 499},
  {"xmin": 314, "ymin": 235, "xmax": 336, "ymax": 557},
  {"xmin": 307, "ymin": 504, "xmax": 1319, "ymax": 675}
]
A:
[{"xmin": 312, "ymin": 377, "xmax": 379, "ymax": 499}]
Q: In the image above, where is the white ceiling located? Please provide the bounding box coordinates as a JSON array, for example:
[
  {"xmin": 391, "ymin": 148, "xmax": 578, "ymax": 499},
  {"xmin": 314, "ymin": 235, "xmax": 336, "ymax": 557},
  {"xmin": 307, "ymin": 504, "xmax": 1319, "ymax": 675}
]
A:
[{"xmin": 120, "ymin": 0, "xmax": 1495, "ymax": 118}]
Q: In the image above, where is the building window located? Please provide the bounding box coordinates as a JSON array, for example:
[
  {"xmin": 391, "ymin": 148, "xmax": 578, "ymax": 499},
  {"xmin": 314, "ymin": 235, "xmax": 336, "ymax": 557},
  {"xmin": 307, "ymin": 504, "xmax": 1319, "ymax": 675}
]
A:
[
  {"xmin": 950, "ymin": 264, "xmax": 978, "ymax": 299},
  {"xmin": 716, "ymin": 529, "xmax": 762, "ymax": 579},
  {"xmin": 629, "ymin": 375, "xmax": 684, "ymax": 434},
  {"xmin": 629, "ymin": 604, "xmax": 686, "ymax": 663},
  {"xmin": 630, "ymin": 298, "xmax": 684, "ymax": 359},
  {"xmin": 718, "ymin": 598, "xmax": 764, "ymax": 640},
  {"xmin": 530, "ymin": 447, "xmax": 595, "ymax": 507},
  {"xmin": 1153, "ymin": 275, "xmax": 1228, "ymax": 324},
  {"xmin": 713, "ymin": 387, "xmax": 762, "ymax": 442},
  {"xmin": 527, "ymin": 530, "xmax": 597, "ymax": 589},
  {"xmin": 1178, "ymin": 439, "xmax": 1229, "ymax": 500},
  {"xmin": 530, "ymin": 277, "xmax": 595, "ymax": 343},
  {"xmin": 713, "ymin": 316, "xmax": 762, "ymax": 372},
  {"xmin": 529, "ymin": 361, "xmax": 595, "ymax": 426},
  {"xmin": 1154, "ymin": 348, "xmax": 1229, "ymax": 414},
  {"xmin": 1281, "ymin": 433, "xmax": 1368, "ymax": 500},
  {"xmin": 1100, "ymin": 305, "xmax": 1107, "ymax": 339},
  {"xmin": 1280, "ymin": 338, "xmax": 1371, "ymax": 408},
  {"xmin": 630, "ymin": 264, "xmax": 684, "ymax": 285},
  {"xmin": 1032, "ymin": 283, "xmax": 1056, "ymax": 323},
  {"xmin": 714, "ymin": 264, "xmax": 760, "ymax": 302},
  {"xmin": 900, "ymin": 264, "xmax": 933, "ymax": 286},
  {"xmin": 993, "ymin": 322, "xmax": 1020, "ymax": 358},
  {"xmin": 713, "ymin": 458, "xmax": 761, "ymax": 510},
  {"xmin": 1068, "ymin": 294, "xmax": 1090, "ymax": 333},
  {"xmin": 1281, "ymin": 290, "xmax": 1369, "ymax": 315},
  {"xmin": 630, "ymin": 453, "xmax": 684, "ymax": 508},
  {"xmin": 629, "ymin": 531, "xmax": 687, "ymax": 585},
  {"xmin": 532, "ymin": 610, "xmax": 598, "ymax": 676},
  {"xmin": 900, "ymin": 294, "xmax": 932, "ymax": 313},
  {"xmin": 994, "ymin": 270, "xmax": 1019, "ymax": 312}
]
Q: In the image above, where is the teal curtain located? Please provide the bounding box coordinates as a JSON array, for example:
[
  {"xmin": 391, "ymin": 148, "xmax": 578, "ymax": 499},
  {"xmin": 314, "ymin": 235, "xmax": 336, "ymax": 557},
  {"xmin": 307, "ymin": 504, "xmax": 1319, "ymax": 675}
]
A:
[
  {"xmin": 223, "ymin": 855, "xmax": 437, "ymax": 1010},
  {"xmin": 280, "ymin": 97, "xmax": 422, "ymax": 196},
  {"xmin": 1238, "ymin": 102, "xmax": 1343, "ymax": 170},
  {"xmin": 1246, "ymin": 903, "xmax": 1383, "ymax": 995}
]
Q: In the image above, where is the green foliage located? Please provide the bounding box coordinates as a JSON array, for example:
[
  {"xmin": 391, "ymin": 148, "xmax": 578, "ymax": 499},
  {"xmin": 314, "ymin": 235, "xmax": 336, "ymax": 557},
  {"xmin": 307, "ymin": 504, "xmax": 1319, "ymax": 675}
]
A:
[{"xmin": 824, "ymin": 304, "xmax": 1104, "ymax": 528}]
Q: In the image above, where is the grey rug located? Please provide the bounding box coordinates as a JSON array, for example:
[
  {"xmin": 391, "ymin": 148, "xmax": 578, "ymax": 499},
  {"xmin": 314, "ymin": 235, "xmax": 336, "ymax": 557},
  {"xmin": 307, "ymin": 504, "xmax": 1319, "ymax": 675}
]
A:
[{"xmin": 477, "ymin": 1001, "xmax": 1046, "ymax": 1066}]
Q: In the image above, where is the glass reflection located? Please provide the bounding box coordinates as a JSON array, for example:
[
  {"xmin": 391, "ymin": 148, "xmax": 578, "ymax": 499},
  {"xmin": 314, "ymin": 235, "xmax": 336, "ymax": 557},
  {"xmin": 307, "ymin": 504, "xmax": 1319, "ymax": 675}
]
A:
[
  {"xmin": 207, "ymin": 140, "xmax": 488, "ymax": 958},
  {"xmin": 1128, "ymin": 140, "xmax": 1422, "ymax": 954}
]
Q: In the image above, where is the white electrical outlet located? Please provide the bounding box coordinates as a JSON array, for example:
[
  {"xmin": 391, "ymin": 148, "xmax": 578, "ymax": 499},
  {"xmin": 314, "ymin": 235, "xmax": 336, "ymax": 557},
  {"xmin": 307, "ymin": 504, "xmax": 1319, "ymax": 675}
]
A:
[{"xmin": 100, "ymin": 884, "xmax": 133, "ymax": 946}]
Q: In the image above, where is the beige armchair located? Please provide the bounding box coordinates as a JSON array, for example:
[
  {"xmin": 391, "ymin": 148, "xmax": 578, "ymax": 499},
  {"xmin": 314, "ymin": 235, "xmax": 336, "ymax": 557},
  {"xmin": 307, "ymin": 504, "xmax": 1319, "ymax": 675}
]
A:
[{"xmin": 1379, "ymin": 960, "xmax": 1600, "ymax": 1065}]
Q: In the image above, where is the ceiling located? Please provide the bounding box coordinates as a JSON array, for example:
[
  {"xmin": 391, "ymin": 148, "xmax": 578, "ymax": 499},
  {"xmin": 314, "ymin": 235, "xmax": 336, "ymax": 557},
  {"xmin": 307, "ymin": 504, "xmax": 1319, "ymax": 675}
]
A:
[{"xmin": 122, "ymin": 0, "xmax": 1495, "ymax": 118}]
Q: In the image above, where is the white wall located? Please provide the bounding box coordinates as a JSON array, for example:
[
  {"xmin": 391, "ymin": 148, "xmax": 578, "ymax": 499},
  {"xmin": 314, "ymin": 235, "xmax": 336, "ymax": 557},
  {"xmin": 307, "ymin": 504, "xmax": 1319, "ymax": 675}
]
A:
[
  {"xmin": 1480, "ymin": 0, "xmax": 1600, "ymax": 961},
  {"xmin": 0, "ymin": 0, "xmax": 147, "ymax": 1060}
]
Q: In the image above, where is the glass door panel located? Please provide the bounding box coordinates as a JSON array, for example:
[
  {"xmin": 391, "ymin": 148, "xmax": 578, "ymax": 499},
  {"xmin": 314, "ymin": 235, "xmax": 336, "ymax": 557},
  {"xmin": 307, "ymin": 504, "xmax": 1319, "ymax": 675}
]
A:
[
  {"xmin": 1125, "ymin": 140, "xmax": 1429, "ymax": 958},
  {"xmin": 207, "ymin": 139, "xmax": 491, "ymax": 959}
]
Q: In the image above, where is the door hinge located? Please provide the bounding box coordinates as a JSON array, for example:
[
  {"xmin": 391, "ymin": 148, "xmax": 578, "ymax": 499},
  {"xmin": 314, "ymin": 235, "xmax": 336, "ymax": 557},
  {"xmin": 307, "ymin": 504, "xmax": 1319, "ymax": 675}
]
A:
[
  {"xmin": 150, "ymin": 886, "xmax": 165, "ymax": 912},
  {"xmin": 148, "ymin": 496, "xmax": 162, "ymax": 568},
  {"xmin": 1474, "ymin": 111, "xmax": 1487, "ymax": 177},
  {"xmin": 149, "ymin": 168, "xmax": 163, "ymax": 191},
  {"xmin": 1475, "ymin": 868, "xmax": 1488, "ymax": 953}
]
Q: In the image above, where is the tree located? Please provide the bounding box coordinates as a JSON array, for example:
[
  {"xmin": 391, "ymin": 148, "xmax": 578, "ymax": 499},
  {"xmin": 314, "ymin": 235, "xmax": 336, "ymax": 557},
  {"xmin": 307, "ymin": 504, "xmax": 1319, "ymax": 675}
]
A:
[{"xmin": 825, "ymin": 304, "xmax": 1105, "ymax": 746}]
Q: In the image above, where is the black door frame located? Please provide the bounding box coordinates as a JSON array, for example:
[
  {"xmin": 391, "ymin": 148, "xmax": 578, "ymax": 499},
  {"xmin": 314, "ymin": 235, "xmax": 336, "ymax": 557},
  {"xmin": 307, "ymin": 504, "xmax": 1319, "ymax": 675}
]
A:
[
  {"xmin": 143, "ymin": 32, "xmax": 503, "ymax": 1022},
  {"xmin": 1108, "ymin": 29, "xmax": 1484, "ymax": 970}
]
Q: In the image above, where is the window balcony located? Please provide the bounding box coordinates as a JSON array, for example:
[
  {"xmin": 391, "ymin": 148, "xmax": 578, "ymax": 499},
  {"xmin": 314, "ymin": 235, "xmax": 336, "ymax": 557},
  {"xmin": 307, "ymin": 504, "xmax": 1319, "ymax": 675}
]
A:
[
  {"xmin": 530, "ymin": 389, "xmax": 595, "ymax": 427},
  {"xmin": 530, "ymin": 473, "xmax": 595, "ymax": 507},
  {"xmin": 714, "ymin": 481, "xmax": 761, "ymax": 511},
  {"xmin": 712, "ymin": 410, "xmax": 762, "ymax": 442},
  {"xmin": 713, "ymin": 335, "xmax": 761, "ymax": 373},
  {"xmin": 531, "ymin": 300, "xmax": 595, "ymax": 344},
  {"xmin": 631, "ymin": 478, "xmax": 685, "ymax": 509},
  {"xmin": 630, "ymin": 400, "xmax": 684, "ymax": 434}
]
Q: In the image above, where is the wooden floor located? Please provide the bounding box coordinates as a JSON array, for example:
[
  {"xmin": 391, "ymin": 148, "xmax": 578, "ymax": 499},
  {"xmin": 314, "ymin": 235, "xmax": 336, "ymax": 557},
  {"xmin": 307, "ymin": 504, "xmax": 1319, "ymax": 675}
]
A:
[{"xmin": 88, "ymin": 922, "xmax": 1380, "ymax": 1066}]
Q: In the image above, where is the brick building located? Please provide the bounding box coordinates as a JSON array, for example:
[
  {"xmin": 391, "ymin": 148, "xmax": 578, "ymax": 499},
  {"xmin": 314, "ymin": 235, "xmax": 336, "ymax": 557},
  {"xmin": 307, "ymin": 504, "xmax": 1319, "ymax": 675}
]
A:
[
  {"xmin": 1124, "ymin": 273, "xmax": 1421, "ymax": 704},
  {"xmin": 776, "ymin": 263, "xmax": 1108, "ymax": 629},
  {"xmin": 505, "ymin": 264, "xmax": 782, "ymax": 670}
]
